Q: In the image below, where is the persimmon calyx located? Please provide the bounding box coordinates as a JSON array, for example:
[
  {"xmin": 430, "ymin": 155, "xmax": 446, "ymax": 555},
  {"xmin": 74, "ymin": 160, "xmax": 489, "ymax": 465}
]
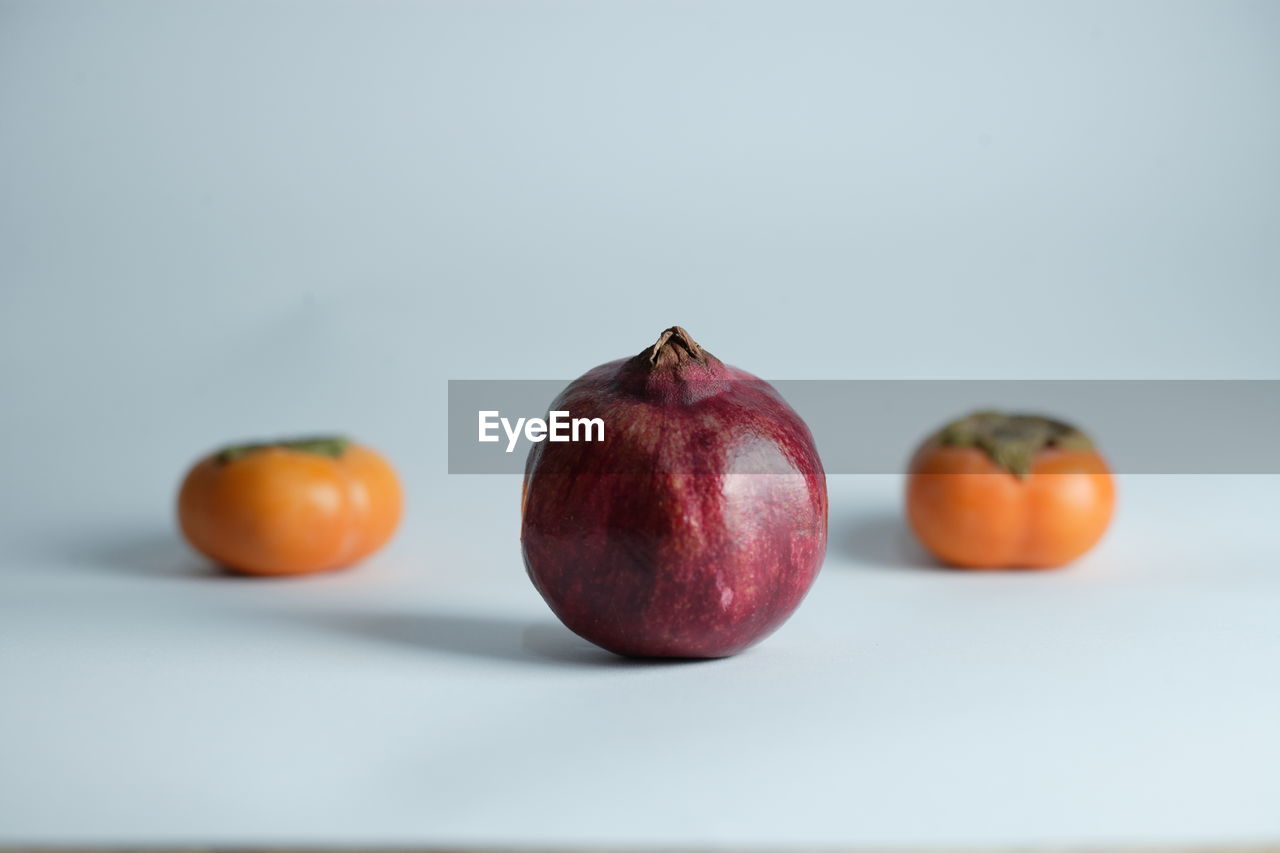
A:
[
  {"xmin": 215, "ymin": 435, "xmax": 351, "ymax": 465},
  {"xmin": 937, "ymin": 411, "xmax": 1093, "ymax": 478}
]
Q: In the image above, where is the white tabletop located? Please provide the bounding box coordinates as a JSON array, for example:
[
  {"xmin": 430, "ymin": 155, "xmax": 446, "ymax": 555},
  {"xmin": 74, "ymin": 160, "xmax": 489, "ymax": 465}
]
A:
[{"xmin": 3, "ymin": 473, "xmax": 1279, "ymax": 846}]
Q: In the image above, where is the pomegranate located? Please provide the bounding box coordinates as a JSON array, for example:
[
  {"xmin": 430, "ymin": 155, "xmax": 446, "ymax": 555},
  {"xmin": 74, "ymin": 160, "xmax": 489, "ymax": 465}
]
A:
[{"xmin": 520, "ymin": 327, "xmax": 828, "ymax": 658}]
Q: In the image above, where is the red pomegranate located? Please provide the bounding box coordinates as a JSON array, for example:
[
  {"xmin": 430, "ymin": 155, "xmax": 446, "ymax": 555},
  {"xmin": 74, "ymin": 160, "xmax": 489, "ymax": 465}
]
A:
[{"xmin": 521, "ymin": 327, "xmax": 828, "ymax": 658}]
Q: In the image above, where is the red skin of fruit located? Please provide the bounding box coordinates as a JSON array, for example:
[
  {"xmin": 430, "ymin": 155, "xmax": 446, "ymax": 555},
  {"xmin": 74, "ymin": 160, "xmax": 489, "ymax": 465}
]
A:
[{"xmin": 521, "ymin": 328, "xmax": 828, "ymax": 659}]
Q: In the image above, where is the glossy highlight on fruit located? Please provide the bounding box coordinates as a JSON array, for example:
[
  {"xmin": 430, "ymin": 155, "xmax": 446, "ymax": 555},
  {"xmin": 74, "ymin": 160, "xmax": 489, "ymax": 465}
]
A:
[
  {"xmin": 906, "ymin": 411, "xmax": 1115, "ymax": 569},
  {"xmin": 521, "ymin": 327, "xmax": 828, "ymax": 658},
  {"xmin": 178, "ymin": 436, "xmax": 402, "ymax": 577}
]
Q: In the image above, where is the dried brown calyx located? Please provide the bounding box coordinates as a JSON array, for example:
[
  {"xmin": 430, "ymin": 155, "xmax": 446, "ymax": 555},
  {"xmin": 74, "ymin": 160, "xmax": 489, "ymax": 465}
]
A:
[
  {"xmin": 646, "ymin": 326, "xmax": 708, "ymax": 368},
  {"xmin": 618, "ymin": 326, "xmax": 730, "ymax": 404}
]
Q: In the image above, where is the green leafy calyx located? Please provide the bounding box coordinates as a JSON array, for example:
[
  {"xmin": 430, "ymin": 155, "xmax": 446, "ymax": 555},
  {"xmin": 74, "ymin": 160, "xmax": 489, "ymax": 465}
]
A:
[
  {"xmin": 937, "ymin": 411, "xmax": 1092, "ymax": 478},
  {"xmin": 214, "ymin": 435, "xmax": 351, "ymax": 465}
]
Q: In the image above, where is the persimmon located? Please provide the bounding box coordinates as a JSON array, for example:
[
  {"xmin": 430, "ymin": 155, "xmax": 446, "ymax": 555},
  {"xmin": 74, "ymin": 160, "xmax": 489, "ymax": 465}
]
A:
[
  {"xmin": 177, "ymin": 436, "xmax": 402, "ymax": 577},
  {"xmin": 905, "ymin": 412, "xmax": 1114, "ymax": 569}
]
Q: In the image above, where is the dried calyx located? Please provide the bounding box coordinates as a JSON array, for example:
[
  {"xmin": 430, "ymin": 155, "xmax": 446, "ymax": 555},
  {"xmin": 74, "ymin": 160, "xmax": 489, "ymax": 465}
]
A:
[
  {"xmin": 646, "ymin": 326, "xmax": 707, "ymax": 368},
  {"xmin": 937, "ymin": 411, "xmax": 1092, "ymax": 478},
  {"xmin": 215, "ymin": 435, "xmax": 351, "ymax": 465},
  {"xmin": 619, "ymin": 326, "xmax": 729, "ymax": 405}
]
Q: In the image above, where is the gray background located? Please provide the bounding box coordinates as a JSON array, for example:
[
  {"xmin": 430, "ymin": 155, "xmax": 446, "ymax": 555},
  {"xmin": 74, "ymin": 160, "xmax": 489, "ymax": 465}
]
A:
[{"xmin": 2, "ymin": 0, "xmax": 1279, "ymax": 846}]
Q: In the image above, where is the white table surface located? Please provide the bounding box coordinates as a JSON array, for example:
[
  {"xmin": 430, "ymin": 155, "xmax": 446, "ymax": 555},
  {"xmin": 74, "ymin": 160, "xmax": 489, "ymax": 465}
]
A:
[
  {"xmin": 3, "ymin": 0, "xmax": 1279, "ymax": 846},
  {"xmin": 2, "ymin": 473, "xmax": 1279, "ymax": 847}
]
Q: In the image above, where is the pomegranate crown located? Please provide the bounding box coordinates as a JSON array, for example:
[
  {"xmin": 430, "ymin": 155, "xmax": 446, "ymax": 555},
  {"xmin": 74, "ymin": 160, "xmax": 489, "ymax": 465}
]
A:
[{"xmin": 647, "ymin": 326, "xmax": 706, "ymax": 367}]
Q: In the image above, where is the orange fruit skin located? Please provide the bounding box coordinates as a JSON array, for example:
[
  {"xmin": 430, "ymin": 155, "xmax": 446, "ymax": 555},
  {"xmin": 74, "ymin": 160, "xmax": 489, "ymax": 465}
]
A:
[
  {"xmin": 177, "ymin": 444, "xmax": 402, "ymax": 577},
  {"xmin": 905, "ymin": 444, "xmax": 1115, "ymax": 569}
]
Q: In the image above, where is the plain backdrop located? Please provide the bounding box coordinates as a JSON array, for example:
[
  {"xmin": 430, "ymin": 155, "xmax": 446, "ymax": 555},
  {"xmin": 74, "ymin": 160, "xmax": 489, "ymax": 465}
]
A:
[{"xmin": 2, "ymin": 0, "xmax": 1278, "ymax": 847}]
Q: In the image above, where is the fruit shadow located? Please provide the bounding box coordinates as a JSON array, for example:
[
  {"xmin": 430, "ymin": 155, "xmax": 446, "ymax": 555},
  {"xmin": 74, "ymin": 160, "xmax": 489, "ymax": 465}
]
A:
[
  {"xmin": 831, "ymin": 512, "xmax": 943, "ymax": 571},
  {"xmin": 69, "ymin": 531, "xmax": 229, "ymax": 580},
  {"xmin": 70, "ymin": 534, "xmax": 730, "ymax": 669},
  {"xmin": 302, "ymin": 610, "xmax": 704, "ymax": 670}
]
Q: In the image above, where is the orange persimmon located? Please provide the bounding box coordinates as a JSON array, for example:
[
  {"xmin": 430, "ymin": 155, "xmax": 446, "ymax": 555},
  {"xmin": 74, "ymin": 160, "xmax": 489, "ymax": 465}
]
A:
[
  {"xmin": 905, "ymin": 412, "xmax": 1114, "ymax": 569},
  {"xmin": 177, "ymin": 436, "xmax": 402, "ymax": 577}
]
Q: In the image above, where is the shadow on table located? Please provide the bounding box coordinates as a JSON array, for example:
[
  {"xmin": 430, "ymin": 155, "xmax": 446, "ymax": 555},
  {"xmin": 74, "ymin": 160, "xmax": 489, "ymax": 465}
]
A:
[
  {"xmin": 62, "ymin": 534, "xmax": 764, "ymax": 669},
  {"xmin": 68, "ymin": 531, "xmax": 226, "ymax": 580},
  {"xmin": 830, "ymin": 511, "xmax": 942, "ymax": 571},
  {"xmin": 302, "ymin": 610, "xmax": 700, "ymax": 670}
]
